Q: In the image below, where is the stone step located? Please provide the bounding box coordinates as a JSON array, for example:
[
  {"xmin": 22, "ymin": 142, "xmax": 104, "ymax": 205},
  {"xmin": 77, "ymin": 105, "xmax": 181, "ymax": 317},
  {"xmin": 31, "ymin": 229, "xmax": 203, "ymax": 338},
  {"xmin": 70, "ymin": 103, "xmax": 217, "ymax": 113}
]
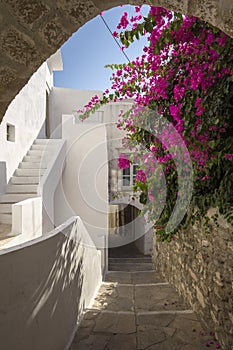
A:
[
  {"xmin": 14, "ymin": 168, "xmax": 45, "ymax": 177},
  {"xmin": 6, "ymin": 184, "xmax": 38, "ymax": 193},
  {"xmin": 19, "ymin": 162, "xmax": 47, "ymax": 169},
  {"xmin": 105, "ymin": 271, "xmax": 164, "ymax": 284},
  {"xmin": 0, "ymin": 213, "xmax": 12, "ymax": 224},
  {"xmin": 10, "ymin": 176, "xmax": 40, "ymax": 184},
  {"xmin": 108, "ymin": 262, "xmax": 153, "ymax": 272},
  {"xmin": 0, "ymin": 204, "xmax": 12, "ymax": 214},
  {"xmin": 109, "ymin": 257, "xmax": 152, "ymax": 264},
  {"xmin": 0, "ymin": 193, "xmax": 39, "ymax": 203}
]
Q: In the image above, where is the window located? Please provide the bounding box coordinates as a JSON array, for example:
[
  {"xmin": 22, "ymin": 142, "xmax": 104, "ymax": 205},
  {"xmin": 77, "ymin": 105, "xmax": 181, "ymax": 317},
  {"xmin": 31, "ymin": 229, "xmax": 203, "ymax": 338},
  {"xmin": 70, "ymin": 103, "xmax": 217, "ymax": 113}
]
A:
[
  {"xmin": 122, "ymin": 161, "xmax": 138, "ymax": 189},
  {"xmin": 6, "ymin": 123, "xmax": 15, "ymax": 142}
]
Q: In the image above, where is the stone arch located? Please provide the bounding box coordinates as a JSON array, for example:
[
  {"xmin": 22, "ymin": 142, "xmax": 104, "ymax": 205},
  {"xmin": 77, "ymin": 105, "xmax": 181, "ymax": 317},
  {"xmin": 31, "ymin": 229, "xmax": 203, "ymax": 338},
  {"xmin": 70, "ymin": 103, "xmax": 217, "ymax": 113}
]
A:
[{"xmin": 0, "ymin": 0, "xmax": 232, "ymax": 121}]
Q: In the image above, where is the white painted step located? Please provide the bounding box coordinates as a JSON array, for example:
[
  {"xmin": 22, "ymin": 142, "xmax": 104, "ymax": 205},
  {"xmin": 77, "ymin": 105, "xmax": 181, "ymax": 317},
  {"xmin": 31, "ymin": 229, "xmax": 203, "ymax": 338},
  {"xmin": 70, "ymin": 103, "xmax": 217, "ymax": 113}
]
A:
[
  {"xmin": 31, "ymin": 143, "xmax": 59, "ymax": 150},
  {"xmin": 6, "ymin": 184, "xmax": 38, "ymax": 193},
  {"xmin": 27, "ymin": 150, "xmax": 47, "ymax": 157},
  {"xmin": 31, "ymin": 144, "xmax": 52, "ymax": 151},
  {"xmin": 11, "ymin": 176, "xmax": 40, "ymax": 184},
  {"xmin": 34, "ymin": 139, "xmax": 61, "ymax": 145},
  {"xmin": 14, "ymin": 168, "xmax": 45, "ymax": 177},
  {"xmin": 0, "ymin": 213, "xmax": 12, "ymax": 224},
  {"xmin": 0, "ymin": 204, "xmax": 12, "ymax": 214},
  {"xmin": 19, "ymin": 162, "xmax": 47, "ymax": 169},
  {"xmin": 23, "ymin": 155, "xmax": 50, "ymax": 163},
  {"xmin": 0, "ymin": 193, "xmax": 39, "ymax": 203}
]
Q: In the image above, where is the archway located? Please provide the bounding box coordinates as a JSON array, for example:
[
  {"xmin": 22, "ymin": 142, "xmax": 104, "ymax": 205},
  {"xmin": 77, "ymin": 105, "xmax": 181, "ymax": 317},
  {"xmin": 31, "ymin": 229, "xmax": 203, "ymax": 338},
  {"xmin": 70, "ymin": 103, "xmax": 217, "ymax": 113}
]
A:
[
  {"xmin": 108, "ymin": 201, "xmax": 153, "ymax": 263},
  {"xmin": 0, "ymin": 0, "xmax": 232, "ymax": 121}
]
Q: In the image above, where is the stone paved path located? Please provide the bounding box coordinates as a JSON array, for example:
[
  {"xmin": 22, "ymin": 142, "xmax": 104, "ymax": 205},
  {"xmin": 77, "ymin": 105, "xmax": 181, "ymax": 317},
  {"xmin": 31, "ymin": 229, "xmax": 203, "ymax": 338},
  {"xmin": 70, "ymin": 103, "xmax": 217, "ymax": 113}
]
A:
[{"xmin": 70, "ymin": 257, "xmax": 217, "ymax": 350}]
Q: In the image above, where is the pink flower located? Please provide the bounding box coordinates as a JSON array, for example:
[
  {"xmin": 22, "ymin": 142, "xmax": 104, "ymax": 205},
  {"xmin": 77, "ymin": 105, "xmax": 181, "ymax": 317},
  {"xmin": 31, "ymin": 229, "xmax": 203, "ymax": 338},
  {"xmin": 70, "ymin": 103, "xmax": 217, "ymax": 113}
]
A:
[
  {"xmin": 205, "ymin": 33, "xmax": 214, "ymax": 46},
  {"xmin": 135, "ymin": 6, "xmax": 141, "ymax": 13},
  {"xmin": 118, "ymin": 154, "xmax": 130, "ymax": 169},
  {"xmin": 169, "ymin": 104, "xmax": 181, "ymax": 121},
  {"xmin": 112, "ymin": 31, "xmax": 119, "ymax": 38},
  {"xmin": 118, "ymin": 12, "xmax": 129, "ymax": 29},
  {"xmin": 195, "ymin": 97, "xmax": 205, "ymax": 116},
  {"xmin": 216, "ymin": 35, "xmax": 227, "ymax": 46},
  {"xmin": 135, "ymin": 169, "xmax": 147, "ymax": 184},
  {"xmin": 225, "ymin": 154, "xmax": 233, "ymax": 161}
]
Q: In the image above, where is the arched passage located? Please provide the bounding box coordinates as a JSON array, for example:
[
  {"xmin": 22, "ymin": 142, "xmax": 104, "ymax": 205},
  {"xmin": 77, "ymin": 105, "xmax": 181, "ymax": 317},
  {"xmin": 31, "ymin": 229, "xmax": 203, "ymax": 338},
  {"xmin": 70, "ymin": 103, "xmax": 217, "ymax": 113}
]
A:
[
  {"xmin": 0, "ymin": 0, "xmax": 232, "ymax": 121},
  {"xmin": 108, "ymin": 200, "xmax": 154, "ymax": 259}
]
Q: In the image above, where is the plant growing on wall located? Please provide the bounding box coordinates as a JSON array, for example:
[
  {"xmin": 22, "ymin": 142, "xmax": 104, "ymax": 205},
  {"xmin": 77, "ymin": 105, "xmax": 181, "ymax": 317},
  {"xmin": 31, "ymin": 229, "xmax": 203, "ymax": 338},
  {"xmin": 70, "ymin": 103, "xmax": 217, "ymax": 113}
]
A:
[{"xmin": 79, "ymin": 6, "xmax": 233, "ymax": 241}]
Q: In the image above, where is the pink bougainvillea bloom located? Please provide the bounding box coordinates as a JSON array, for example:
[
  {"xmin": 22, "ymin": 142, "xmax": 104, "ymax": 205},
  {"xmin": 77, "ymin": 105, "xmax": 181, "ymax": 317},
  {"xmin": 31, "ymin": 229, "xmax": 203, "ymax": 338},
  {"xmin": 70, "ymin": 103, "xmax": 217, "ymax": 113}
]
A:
[
  {"xmin": 135, "ymin": 169, "xmax": 147, "ymax": 184},
  {"xmin": 112, "ymin": 31, "xmax": 119, "ymax": 38},
  {"xmin": 118, "ymin": 154, "xmax": 130, "ymax": 169},
  {"xmin": 195, "ymin": 97, "xmax": 205, "ymax": 116},
  {"xmin": 100, "ymin": 11, "xmax": 104, "ymax": 16},
  {"xmin": 135, "ymin": 6, "xmax": 141, "ymax": 13},
  {"xmin": 225, "ymin": 154, "xmax": 233, "ymax": 160},
  {"xmin": 205, "ymin": 33, "xmax": 214, "ymax": 46}
]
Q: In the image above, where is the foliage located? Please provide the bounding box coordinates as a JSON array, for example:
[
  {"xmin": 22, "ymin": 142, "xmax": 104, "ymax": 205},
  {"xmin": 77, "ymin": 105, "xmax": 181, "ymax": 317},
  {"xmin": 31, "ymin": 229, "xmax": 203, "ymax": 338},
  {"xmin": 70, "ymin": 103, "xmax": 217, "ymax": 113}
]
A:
[{"xmin": 79, "ymin": 6, "xmax": 233, "ymax": 241}]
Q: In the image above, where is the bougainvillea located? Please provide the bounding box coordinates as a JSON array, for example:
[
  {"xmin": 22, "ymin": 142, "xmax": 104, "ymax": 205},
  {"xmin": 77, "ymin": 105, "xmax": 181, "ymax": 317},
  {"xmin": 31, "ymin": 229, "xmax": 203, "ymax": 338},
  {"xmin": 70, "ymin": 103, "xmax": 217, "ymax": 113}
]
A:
[
  {"xmin": 79, "ymin": 6, "xmax": 233, "ymax": 240},
  {"xmin": 118, "ymin": 153, "xmax": 130, "ymax": 169}
]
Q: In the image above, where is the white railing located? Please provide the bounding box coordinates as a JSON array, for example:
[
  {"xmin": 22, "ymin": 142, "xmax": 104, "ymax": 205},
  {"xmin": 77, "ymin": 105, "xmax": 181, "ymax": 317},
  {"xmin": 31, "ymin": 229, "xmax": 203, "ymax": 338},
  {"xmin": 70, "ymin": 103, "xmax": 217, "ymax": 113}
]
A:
[{"xmin": 39, "ymin": 139, "xmax": 67, "ymax": 232}]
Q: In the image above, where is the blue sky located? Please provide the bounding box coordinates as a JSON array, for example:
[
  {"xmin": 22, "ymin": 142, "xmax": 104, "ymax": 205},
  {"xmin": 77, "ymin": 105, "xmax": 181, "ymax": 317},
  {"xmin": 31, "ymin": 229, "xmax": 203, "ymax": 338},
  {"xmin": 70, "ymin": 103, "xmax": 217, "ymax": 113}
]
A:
[{"xmin": 54, "ymin": 5, "xmax": 150, "ymax": 91}]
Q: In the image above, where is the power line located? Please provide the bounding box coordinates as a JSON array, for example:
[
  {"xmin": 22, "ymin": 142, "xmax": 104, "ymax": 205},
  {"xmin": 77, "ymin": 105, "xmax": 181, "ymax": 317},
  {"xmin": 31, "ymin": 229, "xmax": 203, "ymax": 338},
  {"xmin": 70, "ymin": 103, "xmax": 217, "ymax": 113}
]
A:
[{"xmin": 100, "ymin": 14, "xmax": 131, "ymax": 63}]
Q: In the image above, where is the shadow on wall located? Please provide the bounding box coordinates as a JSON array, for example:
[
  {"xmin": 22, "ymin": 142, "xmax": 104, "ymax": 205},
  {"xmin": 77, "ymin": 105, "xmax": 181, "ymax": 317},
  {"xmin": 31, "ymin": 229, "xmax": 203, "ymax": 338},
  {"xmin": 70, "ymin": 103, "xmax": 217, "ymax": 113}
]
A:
[{"xmin": 0, "ymin": 220, "xmax": 94, "ymax": 350}]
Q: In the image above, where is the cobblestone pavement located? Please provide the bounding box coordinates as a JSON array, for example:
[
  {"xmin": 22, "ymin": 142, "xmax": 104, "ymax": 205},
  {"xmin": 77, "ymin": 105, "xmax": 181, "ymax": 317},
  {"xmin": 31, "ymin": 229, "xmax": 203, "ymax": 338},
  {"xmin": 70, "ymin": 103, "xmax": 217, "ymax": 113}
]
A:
[{"xmin": 70, "ymin": 258, "xmax": 218, "ymax": 350}]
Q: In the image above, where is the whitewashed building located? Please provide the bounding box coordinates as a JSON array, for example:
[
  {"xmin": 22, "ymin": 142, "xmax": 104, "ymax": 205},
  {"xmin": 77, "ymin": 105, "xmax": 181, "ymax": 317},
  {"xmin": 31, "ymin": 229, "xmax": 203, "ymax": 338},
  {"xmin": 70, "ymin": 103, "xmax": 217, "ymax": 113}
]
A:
[{"xmin": 0, "ymin": 51, "xmax": 153, "ymax": 257}]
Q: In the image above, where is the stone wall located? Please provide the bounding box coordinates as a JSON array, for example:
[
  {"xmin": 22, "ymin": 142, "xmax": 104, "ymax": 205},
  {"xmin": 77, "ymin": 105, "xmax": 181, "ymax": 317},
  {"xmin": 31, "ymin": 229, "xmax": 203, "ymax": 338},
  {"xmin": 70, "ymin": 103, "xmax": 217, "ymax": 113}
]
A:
[{"xmin": 153, "ymin": 210, "xmax": 233, "ymax": 350}]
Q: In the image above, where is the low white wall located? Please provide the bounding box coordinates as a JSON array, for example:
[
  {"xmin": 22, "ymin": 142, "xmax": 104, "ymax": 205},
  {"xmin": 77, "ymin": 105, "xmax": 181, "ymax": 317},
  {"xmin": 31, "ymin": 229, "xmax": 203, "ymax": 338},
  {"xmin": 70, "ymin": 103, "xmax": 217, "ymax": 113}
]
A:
[
  {"xmin": 0, "ymin": 63, "xmax": 48, "ymax": 181},
  {"xmin": 39, "ymin": 139, "xmax": 67, "ymax": 232},
  {"xmin": 0, "ymin": 216, "xmax": 102, "ymax": 350},
  {"xmin": 10, "ymin": 197, "xmax": 42, "ymax": 241}
]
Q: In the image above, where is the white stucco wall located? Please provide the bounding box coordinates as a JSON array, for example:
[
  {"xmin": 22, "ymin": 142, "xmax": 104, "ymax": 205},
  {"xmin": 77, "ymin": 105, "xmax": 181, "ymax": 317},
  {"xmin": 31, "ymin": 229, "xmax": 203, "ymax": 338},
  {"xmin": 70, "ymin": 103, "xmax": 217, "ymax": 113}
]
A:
[
  {"xmin": 135, "ymin": 228, "xmax": 154, "ymax": 255},
  {"xmin": 0, "ymin": 63, "xmax": 49, "ymax": 181},
  {"xmin": 54, "ymin": 116, "xmax": 108, "ymax": 251},
  {"xmin": 49, "ymin": 87, "xmax": 103, "ymax": 138}
]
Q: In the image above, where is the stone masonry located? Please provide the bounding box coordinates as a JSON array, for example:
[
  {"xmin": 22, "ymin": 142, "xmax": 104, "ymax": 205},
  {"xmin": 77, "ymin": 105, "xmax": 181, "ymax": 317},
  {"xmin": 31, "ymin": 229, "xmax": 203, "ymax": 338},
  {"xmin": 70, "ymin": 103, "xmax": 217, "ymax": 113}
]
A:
[
  {"xmin": 0, "ymin": 0, "xmax": 233, "ymax": 120},
  {"xmin": 153, "ymin": 210, "xmax": 233, "ymax": 350}
]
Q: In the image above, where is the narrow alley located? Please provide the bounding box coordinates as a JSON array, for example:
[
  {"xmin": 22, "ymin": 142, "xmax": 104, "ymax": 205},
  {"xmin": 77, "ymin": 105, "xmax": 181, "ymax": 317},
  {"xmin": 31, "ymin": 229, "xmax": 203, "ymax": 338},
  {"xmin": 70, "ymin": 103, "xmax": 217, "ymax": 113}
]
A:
[{"xmin": 70, "ymin": 245, "xmax": 214, "ymax": 350}]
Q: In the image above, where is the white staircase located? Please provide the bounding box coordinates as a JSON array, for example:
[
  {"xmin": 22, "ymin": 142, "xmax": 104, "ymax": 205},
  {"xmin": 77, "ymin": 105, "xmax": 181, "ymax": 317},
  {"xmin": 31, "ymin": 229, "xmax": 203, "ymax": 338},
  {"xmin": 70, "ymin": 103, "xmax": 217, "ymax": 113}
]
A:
[{"xmin": 0, "ymin": 139, "xmax": 59, "ymax": 225}]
